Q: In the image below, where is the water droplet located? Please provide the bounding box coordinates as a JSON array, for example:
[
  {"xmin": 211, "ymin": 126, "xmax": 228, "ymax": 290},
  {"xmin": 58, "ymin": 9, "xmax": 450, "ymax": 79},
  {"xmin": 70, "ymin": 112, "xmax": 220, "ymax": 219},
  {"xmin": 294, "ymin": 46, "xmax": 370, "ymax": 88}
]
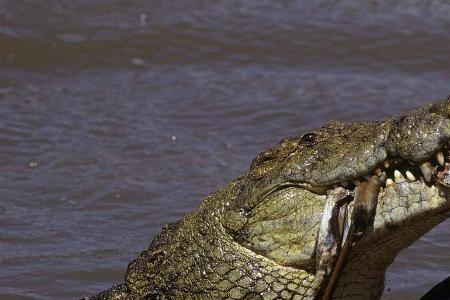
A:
[
  {"xmin": 131, "ymin": 57, "xmax": 145, "ymax": 67},
  {"xmin": 140, "ymin": 13, "xmax": 147, "ymax": 26}
]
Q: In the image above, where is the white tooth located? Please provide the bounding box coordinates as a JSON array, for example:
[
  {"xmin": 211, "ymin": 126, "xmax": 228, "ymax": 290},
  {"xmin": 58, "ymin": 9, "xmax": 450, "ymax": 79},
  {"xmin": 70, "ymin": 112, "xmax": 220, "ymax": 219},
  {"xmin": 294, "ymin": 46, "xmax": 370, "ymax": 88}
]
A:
[
  {"xmin": 405, "ymin": 170, "xmax": 416, "ymax": 182},
  {"xmin": 436, "ymin": 152, "xmax": 445, "ymax": 166},
  {"xmin": 386, "ymin": 178, "xmax": 394, "ymax": 187},
  {"xmin": 383, "ymin": 160, "xmax": 390, "ymax": 168},
  {"xmin": 394, "ymin": 170, "xmax": 405, "ymax": 183},
  {"xmin": 379, "ymin": 171, "xmax": 387, "ymax": 183},
  {"xmin": 420, "ymin": 161, "xmax": 433, "ymax": 183}
]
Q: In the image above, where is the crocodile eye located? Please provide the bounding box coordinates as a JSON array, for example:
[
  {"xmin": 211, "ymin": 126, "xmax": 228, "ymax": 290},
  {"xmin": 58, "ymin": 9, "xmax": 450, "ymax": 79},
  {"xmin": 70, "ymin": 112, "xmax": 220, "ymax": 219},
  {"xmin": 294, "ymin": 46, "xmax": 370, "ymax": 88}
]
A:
[{"xmin": 301, "ymin": 132, "xmax": 317, "ymax": 145}]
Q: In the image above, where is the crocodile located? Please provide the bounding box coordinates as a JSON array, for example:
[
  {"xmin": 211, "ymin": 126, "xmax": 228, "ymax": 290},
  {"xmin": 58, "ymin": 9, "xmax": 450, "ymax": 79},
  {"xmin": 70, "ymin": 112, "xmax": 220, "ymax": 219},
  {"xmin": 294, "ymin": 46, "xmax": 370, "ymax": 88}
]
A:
[{"xmin": 85, "ymin": 98, "xmax": 450, "ymax": 300}]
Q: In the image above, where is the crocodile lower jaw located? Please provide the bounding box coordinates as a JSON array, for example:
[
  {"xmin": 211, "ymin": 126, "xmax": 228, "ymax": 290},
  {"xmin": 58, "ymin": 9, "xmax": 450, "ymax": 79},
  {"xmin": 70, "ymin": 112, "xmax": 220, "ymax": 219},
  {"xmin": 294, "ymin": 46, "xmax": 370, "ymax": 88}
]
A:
[{"xmin": 313, "ymin": 153, "xmax": 450, "ymax": 299}]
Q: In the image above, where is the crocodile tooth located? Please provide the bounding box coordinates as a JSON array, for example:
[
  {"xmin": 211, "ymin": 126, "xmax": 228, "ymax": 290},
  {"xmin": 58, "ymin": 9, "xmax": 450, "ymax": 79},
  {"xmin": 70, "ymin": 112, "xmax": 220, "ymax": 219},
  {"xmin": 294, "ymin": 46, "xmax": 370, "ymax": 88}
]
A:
[
  {"xmin": 383, "ymin": 160, "xmax": 390, "ymax": 168},
  {"xmin": 405, "ymin": 170, "xmax": 416, "ymax": 182},
  {"xmin": 420, "ymin": 161, "xmax": 433, "ymax": 183},
  {"xmin": 379, "ymin": 171, "xmax": 387, "ymax": 183},
  {"xmin": 436, "ymin": 152, "xmax": 445, "ymax": 166},
  {"xmin": 386, "ymin": 178, "xmax": 394, "ymax": 187},
  {"xmin": 394, "ymin": 170, "xmax": 405, "ymax": 183}
]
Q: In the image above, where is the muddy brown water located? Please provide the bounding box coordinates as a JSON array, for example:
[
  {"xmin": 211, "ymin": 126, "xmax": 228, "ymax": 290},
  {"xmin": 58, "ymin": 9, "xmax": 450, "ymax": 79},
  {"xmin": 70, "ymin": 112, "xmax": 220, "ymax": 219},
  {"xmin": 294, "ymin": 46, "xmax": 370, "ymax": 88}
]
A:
[{"xmin": 1, "ymin": 1, "xmax": 450, "ymax": 299}]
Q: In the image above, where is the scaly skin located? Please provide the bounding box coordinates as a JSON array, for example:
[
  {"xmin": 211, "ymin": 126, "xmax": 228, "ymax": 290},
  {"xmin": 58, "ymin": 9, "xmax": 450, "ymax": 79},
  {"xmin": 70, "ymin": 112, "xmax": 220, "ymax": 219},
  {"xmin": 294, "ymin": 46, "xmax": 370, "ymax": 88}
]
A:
[{"xmin": 86, "ymin": 98, "xmax": 450, "ymax": 300}]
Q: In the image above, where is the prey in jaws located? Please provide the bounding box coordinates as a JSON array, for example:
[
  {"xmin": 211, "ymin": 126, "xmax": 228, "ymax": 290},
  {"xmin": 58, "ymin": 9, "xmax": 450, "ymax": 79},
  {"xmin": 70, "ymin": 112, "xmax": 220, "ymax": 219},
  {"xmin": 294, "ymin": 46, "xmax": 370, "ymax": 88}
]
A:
[{"xmin": 85, "ymin": 98, "xmax": 450, "ymax": 300}]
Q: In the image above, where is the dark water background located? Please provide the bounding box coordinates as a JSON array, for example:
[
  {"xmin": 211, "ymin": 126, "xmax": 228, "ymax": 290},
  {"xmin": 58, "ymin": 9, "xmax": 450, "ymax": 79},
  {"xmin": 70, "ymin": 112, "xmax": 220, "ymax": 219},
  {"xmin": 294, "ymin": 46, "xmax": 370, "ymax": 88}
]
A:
[{"xmin": 1, "ymin": 1, "xmax": 449, "ymax": 299}]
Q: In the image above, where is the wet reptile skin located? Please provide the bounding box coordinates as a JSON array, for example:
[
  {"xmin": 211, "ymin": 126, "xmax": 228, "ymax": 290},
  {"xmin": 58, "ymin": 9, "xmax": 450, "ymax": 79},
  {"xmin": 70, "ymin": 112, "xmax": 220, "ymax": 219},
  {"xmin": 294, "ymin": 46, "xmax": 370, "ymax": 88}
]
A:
[{"xmin": 87, "ymin": 98, "xmax": 450, "ymax": 300}]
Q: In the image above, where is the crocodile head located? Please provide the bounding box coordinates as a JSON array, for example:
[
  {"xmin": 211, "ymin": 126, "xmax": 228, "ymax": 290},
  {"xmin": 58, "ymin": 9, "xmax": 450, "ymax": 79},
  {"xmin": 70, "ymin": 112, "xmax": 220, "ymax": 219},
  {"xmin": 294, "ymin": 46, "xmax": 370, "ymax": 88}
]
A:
[
  {"xmin": 235, "ymin": 98, "xmax": 450, "ymax": 299},
  {"xmin": 87, "ymin": 98, "xmax": 450, "ymax": 300}
]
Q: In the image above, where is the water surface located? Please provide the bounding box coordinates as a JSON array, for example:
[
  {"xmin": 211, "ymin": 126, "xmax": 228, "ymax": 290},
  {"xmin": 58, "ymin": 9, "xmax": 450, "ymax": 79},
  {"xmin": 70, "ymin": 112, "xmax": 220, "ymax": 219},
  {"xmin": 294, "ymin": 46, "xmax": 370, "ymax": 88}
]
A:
[{"xmin": 1, "ymin": 1, "xmax": 449, "ymax": 299}]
